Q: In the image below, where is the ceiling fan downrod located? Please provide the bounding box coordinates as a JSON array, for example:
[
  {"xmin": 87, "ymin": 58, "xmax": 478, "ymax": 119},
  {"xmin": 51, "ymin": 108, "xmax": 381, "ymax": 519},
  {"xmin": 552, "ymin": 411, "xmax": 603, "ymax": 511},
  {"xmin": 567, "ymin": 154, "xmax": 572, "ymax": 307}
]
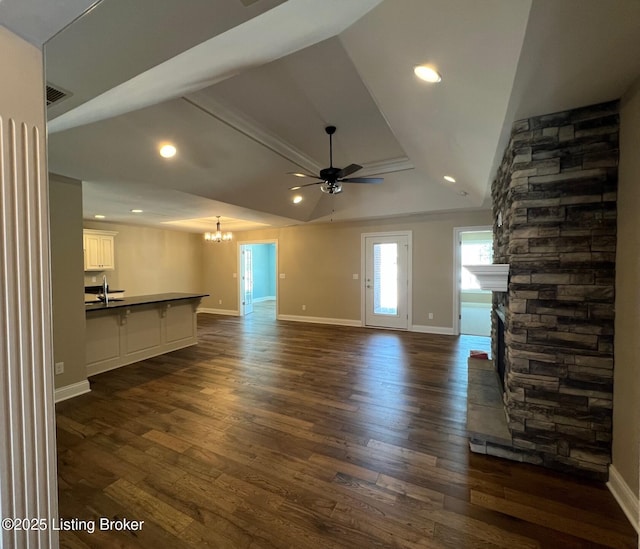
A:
[{"xmin": 325, "ymin": 125, "xmax": 336, "ymax": 168}]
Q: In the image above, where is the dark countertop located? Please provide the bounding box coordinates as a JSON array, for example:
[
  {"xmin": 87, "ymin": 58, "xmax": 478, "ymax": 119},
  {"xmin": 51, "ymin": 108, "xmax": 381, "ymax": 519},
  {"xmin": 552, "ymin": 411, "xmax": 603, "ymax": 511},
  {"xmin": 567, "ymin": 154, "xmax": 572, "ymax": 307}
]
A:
[{"xmin": 85, "ymin": 292, "xmax": 208, "ymax": 313}]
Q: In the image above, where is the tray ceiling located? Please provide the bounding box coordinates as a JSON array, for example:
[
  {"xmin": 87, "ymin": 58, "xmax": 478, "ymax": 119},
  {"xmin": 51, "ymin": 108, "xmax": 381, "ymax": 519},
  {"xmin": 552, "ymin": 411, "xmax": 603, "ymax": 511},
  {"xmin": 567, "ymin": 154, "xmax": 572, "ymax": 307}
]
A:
[{"xmin": 3, "ymin": 0, "xmax": 640, "ymax": 232}]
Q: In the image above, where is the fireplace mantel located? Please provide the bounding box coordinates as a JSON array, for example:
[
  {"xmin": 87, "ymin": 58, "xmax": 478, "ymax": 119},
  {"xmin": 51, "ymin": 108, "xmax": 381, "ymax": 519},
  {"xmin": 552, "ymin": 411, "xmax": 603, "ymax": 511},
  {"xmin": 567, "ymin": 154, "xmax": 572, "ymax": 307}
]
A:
[{"xmin": 465, "ymin": 264, "xmax": 509, "ymax": 291}]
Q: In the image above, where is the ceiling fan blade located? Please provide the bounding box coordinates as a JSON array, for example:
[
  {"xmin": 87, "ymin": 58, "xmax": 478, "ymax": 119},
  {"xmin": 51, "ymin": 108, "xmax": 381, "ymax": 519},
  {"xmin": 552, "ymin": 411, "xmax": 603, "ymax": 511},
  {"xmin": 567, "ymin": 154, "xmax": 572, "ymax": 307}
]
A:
[
  {"xmin": 287, "ymin": 171, "xmax": 320, "ymax": 179},
  {"xmin": 337, "ymin": 163, "xmax": 362, "ymax": 178},
  {"xmin": 289, "ymin": 181, "xmax": 321, "ymax": 190},
  {"xmin": 340, "ymin": 177, "xmax": 384, "ymax": 184},
  {"xmin": 284, "ymin": 128, "xmax": 381, "ymax": 193}
]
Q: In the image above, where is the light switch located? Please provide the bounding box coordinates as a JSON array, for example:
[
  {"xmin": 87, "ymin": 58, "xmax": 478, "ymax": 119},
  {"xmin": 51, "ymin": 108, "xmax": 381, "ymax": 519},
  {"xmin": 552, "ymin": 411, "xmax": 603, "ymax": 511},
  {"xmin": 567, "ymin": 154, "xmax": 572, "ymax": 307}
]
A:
[
  {"xmin": 353, "ymin": 274, "xmax": 359, "ymax": 280},
  {"xmin": 279, "ymin": 273, "xmax": 286, "ymax": 279}
]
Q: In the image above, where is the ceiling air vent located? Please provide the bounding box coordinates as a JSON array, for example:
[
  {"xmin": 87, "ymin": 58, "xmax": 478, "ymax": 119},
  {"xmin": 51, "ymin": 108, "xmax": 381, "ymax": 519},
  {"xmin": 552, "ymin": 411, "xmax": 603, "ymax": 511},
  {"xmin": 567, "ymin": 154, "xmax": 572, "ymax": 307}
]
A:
[
  {"xmin": 46, "ymin": 84, "xmax": 72, "ymax": 107},
  {"xmin": 239, "ymin": 0, "xmax": 260, "ymax": 6}
]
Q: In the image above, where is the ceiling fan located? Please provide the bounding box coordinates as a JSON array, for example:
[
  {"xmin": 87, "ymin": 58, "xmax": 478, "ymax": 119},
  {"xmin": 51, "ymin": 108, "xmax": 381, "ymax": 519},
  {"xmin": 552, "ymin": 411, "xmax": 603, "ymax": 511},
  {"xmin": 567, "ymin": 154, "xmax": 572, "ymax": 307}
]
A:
[{"xmin": 288, "ymin": 125, "xmax": 384, "ymax": 194}]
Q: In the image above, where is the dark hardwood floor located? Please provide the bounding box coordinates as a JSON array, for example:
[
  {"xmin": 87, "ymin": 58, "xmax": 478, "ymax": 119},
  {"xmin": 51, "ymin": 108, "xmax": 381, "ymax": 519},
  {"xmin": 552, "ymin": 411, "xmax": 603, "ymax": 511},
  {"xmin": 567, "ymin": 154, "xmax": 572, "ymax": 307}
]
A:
[{"xmin": 56, "ymin": 303, "xmax": 637, "ymax": 548}]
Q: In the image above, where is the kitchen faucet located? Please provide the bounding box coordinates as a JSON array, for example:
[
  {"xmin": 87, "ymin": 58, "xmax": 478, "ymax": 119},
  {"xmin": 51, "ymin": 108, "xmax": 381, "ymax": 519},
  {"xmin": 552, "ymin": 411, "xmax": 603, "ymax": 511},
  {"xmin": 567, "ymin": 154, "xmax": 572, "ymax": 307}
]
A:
[{"xmin": 100, "ymin": 274, "xmax": 109, "ymax": 305}]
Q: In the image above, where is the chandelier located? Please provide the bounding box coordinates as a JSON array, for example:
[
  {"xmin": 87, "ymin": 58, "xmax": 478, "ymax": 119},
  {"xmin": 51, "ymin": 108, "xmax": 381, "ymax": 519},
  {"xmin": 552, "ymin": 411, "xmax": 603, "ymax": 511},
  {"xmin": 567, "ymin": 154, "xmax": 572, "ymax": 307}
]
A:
[{"xmin": 204, "ymin": 216, "xmax": 232, "ymax": 242}]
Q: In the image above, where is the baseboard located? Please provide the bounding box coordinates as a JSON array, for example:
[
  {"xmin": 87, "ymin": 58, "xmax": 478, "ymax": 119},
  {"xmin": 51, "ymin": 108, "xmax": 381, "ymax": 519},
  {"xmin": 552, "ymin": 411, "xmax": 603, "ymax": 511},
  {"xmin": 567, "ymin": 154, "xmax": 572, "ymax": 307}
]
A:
[
  {"xmin": 253, "ymin": 296, "xmax": 276, "ymax": 303},
  {"xmin": 411, "ymin": 324, "xmax": 454, "ymax": 335},
  {"xmin": 277, "ymin": 314, "xmax": 361, "ymax": 327},
  {"xmin": 198, "ymin": 308, "xmax": 240, "ymax": 316},
  {"xmin": 607, "ymin": 464, "xmax": 640, "ymax": 534},
  {"xmin": 197, "ymin": 309, "xmax": 462, "ymax": 336},
  {"xmin": 54, "ymin": 380, "xmax": 91, "ymax": 403},
  {"xmin": 276, "ymin": 317, "xmax": 455, "ymax": 333}
]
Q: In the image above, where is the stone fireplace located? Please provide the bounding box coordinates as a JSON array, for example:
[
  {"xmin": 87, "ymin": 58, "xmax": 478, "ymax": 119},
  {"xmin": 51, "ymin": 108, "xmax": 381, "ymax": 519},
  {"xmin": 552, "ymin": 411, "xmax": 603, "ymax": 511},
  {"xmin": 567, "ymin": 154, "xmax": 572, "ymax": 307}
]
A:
[
  {"xmin": 495, "ymin": 306, "xmax": 506, "ymax": 392},
  {"xmin": 469, "ymin": 100, "xmax": 618, "ymax": 479}
]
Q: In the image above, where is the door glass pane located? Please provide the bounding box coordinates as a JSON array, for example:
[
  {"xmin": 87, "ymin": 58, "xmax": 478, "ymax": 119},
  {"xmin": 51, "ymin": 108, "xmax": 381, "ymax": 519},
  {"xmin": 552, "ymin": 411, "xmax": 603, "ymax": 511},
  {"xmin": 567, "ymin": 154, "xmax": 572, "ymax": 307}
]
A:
[
  {"xmin": 373, "ymin": 243, "xmax": 398, "ymax": 315},
  {"xmin": 244, "ymin": 250, "xmax": 253, "ymax": 305}
]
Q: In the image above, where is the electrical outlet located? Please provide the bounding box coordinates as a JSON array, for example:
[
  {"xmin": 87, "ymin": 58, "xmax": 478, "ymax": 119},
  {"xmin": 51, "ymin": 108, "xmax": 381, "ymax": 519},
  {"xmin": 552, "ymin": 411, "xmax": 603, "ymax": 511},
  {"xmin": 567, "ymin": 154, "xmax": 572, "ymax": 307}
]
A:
[
  {"xmin": 55, "ymin": 362, "xmax": 64, "ymax": 375},
  {"xmin": 428, "ymin": 312, "xmax": 434, "ymax": 320},
  {"xmin": 302, "ymin": 304, "xmax": 306, "ymax": 311},
  {"xmin": 218, "ymin": 299, "xmax": 222, "ymax": 305},
  {"xmin": 91, "ymin": 276, "xmax": 97, "ymax": 283}
]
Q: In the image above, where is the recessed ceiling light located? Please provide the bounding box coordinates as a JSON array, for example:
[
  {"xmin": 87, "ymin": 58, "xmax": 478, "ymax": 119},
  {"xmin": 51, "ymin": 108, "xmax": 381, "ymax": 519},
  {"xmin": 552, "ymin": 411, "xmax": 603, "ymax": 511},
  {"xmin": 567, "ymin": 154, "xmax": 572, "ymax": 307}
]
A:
[
  {"xmin": 414, "ymin": 65, "xmax": 442, "ymax": 83},
  {"xmin": 293, "ymin": 195, "xmax": 303, "ymax": 204},
  {"xmin": 131, "ymin": 209, "xmax": 143, "ymax": 213},
  {"xmin": 94, "ymin": 214, "xmax": 105, "ymax": 219},
  {"xmin": 458, "ymin": 191, "xmax": 468, "ymax": 197},
  {"xmin": 159, "ymin": 144, "xmax": 177, "ymax": 158},
  {"xmin": 444, "ymin": 175, "xmax": 456, "ymax": 183}
]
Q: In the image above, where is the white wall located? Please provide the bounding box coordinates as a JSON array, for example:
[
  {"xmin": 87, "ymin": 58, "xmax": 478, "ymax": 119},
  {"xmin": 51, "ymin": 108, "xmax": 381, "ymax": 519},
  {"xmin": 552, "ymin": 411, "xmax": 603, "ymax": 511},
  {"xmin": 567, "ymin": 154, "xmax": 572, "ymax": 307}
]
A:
[
  {"xmin": 202, "ymin": 210, "xmax": 492, "ymax": 328},
  {"xmin": 612, "ymin": 77, "xmax": 640, "ymax": 528},
  {"xmin": 50, "ymin": 174, "xmax": 87, "ymax": 391}
]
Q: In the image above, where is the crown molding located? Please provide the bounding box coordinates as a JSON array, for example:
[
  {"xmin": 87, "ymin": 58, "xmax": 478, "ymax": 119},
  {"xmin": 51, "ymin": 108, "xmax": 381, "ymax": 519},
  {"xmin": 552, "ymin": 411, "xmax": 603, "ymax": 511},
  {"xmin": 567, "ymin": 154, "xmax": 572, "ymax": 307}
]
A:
[
  {"xmin": 183, "ymin": 94, "xmax": 321, "ymax": 175},
  {"xmin": 184, "ymin": 93, "xmax": 415, "ymax": 180},
  {"xmin": 358, "ymin": 157, "xmax": 414, "ymax": 177}
]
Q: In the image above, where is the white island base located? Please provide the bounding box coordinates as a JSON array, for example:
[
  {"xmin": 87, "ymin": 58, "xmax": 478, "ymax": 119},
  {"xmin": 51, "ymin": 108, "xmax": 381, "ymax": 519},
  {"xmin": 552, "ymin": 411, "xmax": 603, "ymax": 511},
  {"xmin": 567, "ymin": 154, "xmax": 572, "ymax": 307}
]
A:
[{"xmin": 86, "ymin": 293, "xmax": 206, "ymax": 377}]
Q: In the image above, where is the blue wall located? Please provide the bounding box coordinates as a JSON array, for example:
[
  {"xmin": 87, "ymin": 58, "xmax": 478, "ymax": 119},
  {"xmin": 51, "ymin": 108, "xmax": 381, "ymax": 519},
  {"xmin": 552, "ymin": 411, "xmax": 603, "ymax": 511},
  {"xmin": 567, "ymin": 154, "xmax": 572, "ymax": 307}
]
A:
[{"xmin": 249, "ymin": 243, "xmax": 276, "ymax": 300}]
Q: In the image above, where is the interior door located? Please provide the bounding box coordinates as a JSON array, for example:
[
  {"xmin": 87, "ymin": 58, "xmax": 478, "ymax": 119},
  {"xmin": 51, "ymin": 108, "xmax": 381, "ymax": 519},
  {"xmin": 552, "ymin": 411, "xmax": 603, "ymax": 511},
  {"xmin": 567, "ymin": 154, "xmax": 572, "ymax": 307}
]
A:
[
  {"xmin": 364, "ymin": 235, "xmax": 409, "ymax": 329},
  {"xmin": 241, "ymin": 246, "xmax": 253, "ymax": 315}
]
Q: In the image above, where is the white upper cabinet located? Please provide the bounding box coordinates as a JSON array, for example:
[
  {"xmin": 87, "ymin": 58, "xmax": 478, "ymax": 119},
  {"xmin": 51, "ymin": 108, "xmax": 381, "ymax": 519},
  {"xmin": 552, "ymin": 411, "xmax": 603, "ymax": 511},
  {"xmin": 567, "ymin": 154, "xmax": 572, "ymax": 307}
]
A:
[{"xmin": 83, "ymin": 229, "xmax": 117, "ymax": 271}]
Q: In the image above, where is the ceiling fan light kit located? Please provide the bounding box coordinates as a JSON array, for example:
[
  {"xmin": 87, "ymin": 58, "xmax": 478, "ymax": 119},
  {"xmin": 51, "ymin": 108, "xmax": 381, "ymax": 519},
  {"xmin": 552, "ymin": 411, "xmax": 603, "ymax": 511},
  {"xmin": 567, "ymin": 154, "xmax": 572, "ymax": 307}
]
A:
[
  {"xmin": 320, "ymin": 182, "xmax": 342, "ymax": 194},
  {"xmin": 288, "ymin": 125, "xmax": 384, "ymax": 194}
]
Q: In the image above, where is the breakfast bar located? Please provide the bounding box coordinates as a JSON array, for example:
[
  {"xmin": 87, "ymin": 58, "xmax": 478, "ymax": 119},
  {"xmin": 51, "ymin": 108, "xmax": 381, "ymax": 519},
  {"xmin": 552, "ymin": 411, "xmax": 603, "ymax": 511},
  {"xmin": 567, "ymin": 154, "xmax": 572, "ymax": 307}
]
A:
[{"xmin": 85, "ymin": 292, "xmax": 207, "ymax": 376}]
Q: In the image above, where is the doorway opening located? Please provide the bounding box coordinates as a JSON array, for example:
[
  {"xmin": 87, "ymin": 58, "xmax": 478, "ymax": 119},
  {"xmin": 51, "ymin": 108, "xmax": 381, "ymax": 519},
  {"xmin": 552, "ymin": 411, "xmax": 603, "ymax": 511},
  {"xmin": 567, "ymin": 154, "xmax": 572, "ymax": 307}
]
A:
[
  {"xmin": 238, "ymin": 241, "xmax": 277, "ymax": 320},
  {"xmin": 453, "ymin": 227, "xmax": 493, "ymax": 336}
]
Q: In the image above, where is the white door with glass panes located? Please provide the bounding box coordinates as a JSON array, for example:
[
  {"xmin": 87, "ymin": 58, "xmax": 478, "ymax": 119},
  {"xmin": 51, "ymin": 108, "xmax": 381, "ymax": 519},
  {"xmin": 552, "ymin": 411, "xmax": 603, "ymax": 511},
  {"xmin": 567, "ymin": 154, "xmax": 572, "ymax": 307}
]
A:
[{"xmin": 364, "ymin": 234, "xmax": 410, "ymax": 329}]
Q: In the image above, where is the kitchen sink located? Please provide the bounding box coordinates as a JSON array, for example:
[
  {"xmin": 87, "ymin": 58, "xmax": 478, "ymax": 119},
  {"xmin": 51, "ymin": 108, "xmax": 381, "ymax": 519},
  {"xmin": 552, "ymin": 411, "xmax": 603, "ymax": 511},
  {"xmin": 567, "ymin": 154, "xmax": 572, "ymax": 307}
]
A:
[{"xmin": 85, "ymin": 298, "xmax": 124, "ymax": 304}]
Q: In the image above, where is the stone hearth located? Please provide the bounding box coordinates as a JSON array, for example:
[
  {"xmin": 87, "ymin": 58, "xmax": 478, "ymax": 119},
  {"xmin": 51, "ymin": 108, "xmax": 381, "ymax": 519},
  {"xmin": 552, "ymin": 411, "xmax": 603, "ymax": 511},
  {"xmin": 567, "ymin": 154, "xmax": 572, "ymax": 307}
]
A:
[{"xmin": 467, "ymin": 357, "xmax": 511, "ymax": 456}]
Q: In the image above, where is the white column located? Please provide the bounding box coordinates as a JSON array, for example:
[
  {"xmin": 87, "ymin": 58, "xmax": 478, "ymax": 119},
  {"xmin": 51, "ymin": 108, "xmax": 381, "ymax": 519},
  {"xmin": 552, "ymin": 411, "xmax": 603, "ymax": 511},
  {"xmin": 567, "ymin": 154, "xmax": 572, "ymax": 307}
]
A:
[{"xmin": 0, "ymin": 27, "xmax": 59, "ymax": 549}]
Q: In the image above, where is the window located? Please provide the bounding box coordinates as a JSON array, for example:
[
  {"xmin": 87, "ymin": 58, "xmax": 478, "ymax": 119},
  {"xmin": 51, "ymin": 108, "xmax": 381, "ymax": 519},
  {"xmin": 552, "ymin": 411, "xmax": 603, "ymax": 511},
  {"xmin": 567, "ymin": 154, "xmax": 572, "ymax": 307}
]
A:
[
  {"xmin": 461, "ymin": 236, "xmax": 493, "ymax": 290},
  {"xmin": 373, "ymin": 242, "xmax": 398, "ymax": 315}
]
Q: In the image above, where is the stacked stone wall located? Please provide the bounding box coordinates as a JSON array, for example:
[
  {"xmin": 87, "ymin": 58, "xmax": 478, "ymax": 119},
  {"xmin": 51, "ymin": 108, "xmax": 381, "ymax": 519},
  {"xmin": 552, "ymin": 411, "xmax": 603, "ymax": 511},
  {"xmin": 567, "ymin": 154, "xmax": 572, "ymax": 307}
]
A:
[{"xmin": 490, "ymin": 100, "xmax": 618, "ymax": 478}]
